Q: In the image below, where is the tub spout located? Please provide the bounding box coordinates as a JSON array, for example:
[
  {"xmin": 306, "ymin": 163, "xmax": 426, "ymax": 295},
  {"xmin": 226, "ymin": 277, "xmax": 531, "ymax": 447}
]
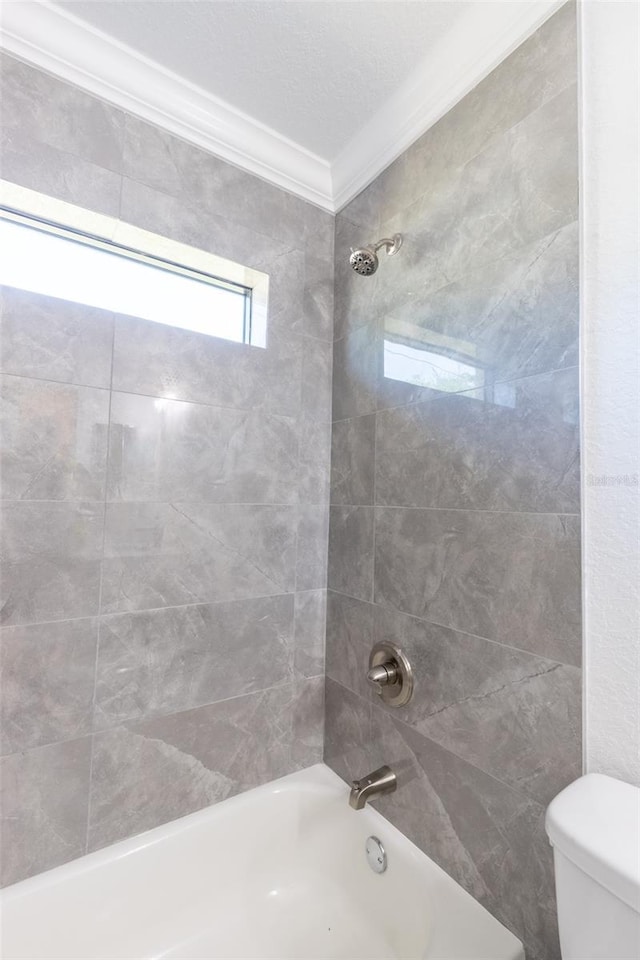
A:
[{"xmin": 349, "ymin": 765, "xmax": 397, "ymax": 810}]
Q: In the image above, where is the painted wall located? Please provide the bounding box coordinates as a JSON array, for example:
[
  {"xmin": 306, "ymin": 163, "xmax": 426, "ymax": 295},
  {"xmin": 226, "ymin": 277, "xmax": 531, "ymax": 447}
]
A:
[
  {"xmin": 325, "ymin": 5, "xmax": 579, "ymax": 959},
  {"xmin": 0, "ymin": 53, "xmax": 332, "ymax": 886},
  {"xmin": 580, "ymin": 0, "xmax": 640, "ymax": 786}
]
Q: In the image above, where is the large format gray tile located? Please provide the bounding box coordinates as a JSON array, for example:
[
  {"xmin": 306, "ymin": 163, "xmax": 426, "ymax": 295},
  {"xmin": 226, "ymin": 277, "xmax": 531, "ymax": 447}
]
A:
[
  {"xmin": 297, "ymin": 419, "xmax": 331, "ymax": 504},
  {"xmin": 88, "ymin": 685, "xmax": 296, "ymax": 851},
  {"xmin": 372, "ymin": 606, "xmax": 581, "ymax": 805},
  {"xmin": 1, "ymin": 374, "xmax": 110, "ymax": 501},
  {"xmin": 291, "ymin": 676, "xmax": 324, "ymax": 768},
  {"xmin": 293, "ymin": 589, "xmax": 326, "ymax": 679},
  {"xmin": 332, "ymin": 324, "xmax": 378, "ymax": 422},
  {"xmin": 379, "ymin": 86, "xmax": 578, "ymax": 321},
  {"xmin": 107, "ymin": 391, "xmax": 298, "ymax": 503},
  {"xmin": 302, "ymin": 231, "xmax": 334, "ymax": 342},
  {"xmin": 328, "ymin": 506, "xmax": 375, "ymax": 602},
  {"xmin": 0, "ymin": 287, "xmax": 114, "ymax": 388},
  {"xmin": 376, "ymin": 368, "xmax": 580, "ymax": 513},
  {"xmin": 101, "ymin": 502, "xmax": 297, "ymax": 613},
  {"xmin": 331, "ymin": 415, "xmax": 375, "ymax": 505},
  {"xmin": 0, "ymin": 619, "xmax": 98, "ymax": 755},
  {"xmin": 323, "ymin": 678, "xmax": 560, "ymax": 959},
  {"xmin": 378, "ymin": 220, "xmax": 579, "ymax": 409},
  {"xmin": 95, "ymin": 595, "xmax": 294, "ymax": 726},
  {"xmin": 112, "ymin": 313, "xmax": 301, "ymax": 417},
  {"xmin": 0, "ymin": 128, "xmax": 122, "ymax": 217},
  {"xmin": 0, "ymin": 737, "xmax": 92, "ymax": 887},
  {"xmin": 121, "ymin": 113, "xmax": 309, "ymax": 248},
  {"xmin": 301, "ymin": 336, "xmax": 332, "ymax": 422},
  {"xmin": 374, "ymin": 507, "xmax": 581, "ymax": 664},
  {"xmin": 379, "ymin": 0, "xmax": 578, "ymax": 223},
  {"xmin": 325, "ymin": 591, "xmax": 375, "ymax": 699},
  {"xmin": 0, "ymin": 54, "xmax": 124, "ymax": 173},
  {"xmin": 323, "ymin": 678, "xmax": 372, "ymax": 785},
  {"xmin": 295, "ymin": 504, "xmax": 329, "ymax": 591},
  {"xmin": 0, "ymin": 501, "xmax": 103, "ymax": 626},
  {"xmin": 119, "ymin": 177, "xmax": 292, "ymax": 273},
  {"xmin": 372, "ymin": 717, "xmax": 560, "ymax": 960}
]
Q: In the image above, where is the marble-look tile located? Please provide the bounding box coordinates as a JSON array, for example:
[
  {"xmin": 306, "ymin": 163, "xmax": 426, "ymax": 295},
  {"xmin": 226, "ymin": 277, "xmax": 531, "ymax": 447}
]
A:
[
  {"xmin": 295, "ymin": 504, "xmax": 329, "ymax": 591},
  {"xmin": 121, "ymin": 113, "xmax": 229, "ymax": 207},
  {"xmin": 332, "ymin": 325, "xmax": 378, "ymax": 422},
  {"xmin": 324, "ymin": 678, "xmax": 560, "ymax": 959},
  {"xmin": 88, "ymin": 685, "xmax": 295, "ymax": 851},
  {"xmin": 391, "ymin": 2, "xmax": 578, "ymax": 222},
  {"xmin": 330, "ymin": 415, "xmax": 375, "ymax": 505},
  {"xmin": 377, "ymin": 220, "xmax": 579, "ymax": 410},
  {"xmin": 0, "ymin": 287, "xmax": 114, "ymax": 388},
  {"xmin": 119, "ymin": 177, "xmax": 293, "ymax": 273},
  {"xmin": 374, "ymin": 508, "xmax": 581, "ymax": 665},
  {"xmin": 323, "ymin": 678, "xmax": 373, "ymax": 785},
  {"xmin": 291, "ymin": 676, "xmax": 324, "ymax": 768},
  {"xmin": 0, "ymin": 619, "xmax": 98, "ymax": 755},
  {"xmin": 328, "ymin": 506, "xmax": 374, "ymax": 602},
  {"xmin": 107, "ymin": 391, "xmax": 298, "ymax": 504},
  {"xmin": 0, "ymin": 129, "xmax": 122, "ymax": 218},
  {"xmin": 376, "ymin": 368, "xmax": 580, "ymax": 513},
  {"xmin": 1, "ymin": 375, "xmax": 110, "ymax": 501},
  {"xmin": 0, "ymin": 54, "xmax": 124, "ymax": 173},
  {"xmin": 112, "ymin": 313, "xmax": 301, "ymax": 417},
  {"xmin": 95, "ymin": 595, "xmax": 294, "ymax": 727},
  {"xmin": 297, "ymin": 419, "xmax": 331, "ymax": 504},
  {"xmin": 0, "ymin": 501, "xmax": 103, "ymax": 626},
  {"xmin": 101, "ymin": 502, "xmax": 296, "ymax": 613},
  {"xmin": 371, "ymin": 717, "xmax": 560, "ymax": 960},
  {"xmin": 293, "ymin": 589, "xmax": 326, "ymax": 679},
  {"xmin": 325, "ymin": 591, "xmax": 374, "ymax": 699},
  {"xmin": 0, "ymin": 737, "xmax": 91, "ymax": 887},
  {"xmin": 122, "ymin": 116, "xmax": 309, "ymax": 248},
  {"xmin": 372, "ymin": 606, "xmax": 581, "ymax": 804},
  {"xmin": 379, "ymin": 86, "xmax": 578, "ymax": 321},
  {"xmin": 265, "ymin": 248, "xmax": 306, "ymax": 338},
  {"xmin": 301, "ymin": 337, "xmax": 332, "ymax": 422},
  {"xmin": 302, "ymin": 235, "xmax": 334, "ymax": 342}
]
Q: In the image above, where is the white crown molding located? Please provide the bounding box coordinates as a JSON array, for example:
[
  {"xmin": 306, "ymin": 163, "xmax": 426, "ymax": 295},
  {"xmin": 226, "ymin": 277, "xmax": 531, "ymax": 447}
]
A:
[
  {"xmin": 0, "ymin": 0, "xmax": 566, "ymax": 214},
  {"xmin": 332, "ymin": 0, "xmax": 565, "ymax": 211},
  {"xmin": 0, "ymin": 0, "xmax": 334, "ymax": 210}
]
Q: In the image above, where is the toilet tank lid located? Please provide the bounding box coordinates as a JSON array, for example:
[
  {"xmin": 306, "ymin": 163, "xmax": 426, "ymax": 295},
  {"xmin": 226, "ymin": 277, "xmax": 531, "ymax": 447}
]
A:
[{"xmin": 546, "ymin": 773, "xmax": 640, "ymax": 914}]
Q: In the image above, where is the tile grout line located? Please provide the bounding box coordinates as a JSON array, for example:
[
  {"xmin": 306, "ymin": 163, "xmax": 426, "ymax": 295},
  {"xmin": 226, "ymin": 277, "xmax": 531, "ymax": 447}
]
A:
[
  {"xmin": 324, "ymin": 587, "xmax": 581, "ymax": 669},
  {"xmin": 325, "ymin": 675, "xmax": 551, "ymax": 812}
]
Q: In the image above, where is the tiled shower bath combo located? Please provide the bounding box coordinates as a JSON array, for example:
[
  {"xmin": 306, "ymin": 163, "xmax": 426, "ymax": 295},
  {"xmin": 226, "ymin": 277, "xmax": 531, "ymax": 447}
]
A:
[{"xmin": 3, "ymin": 4, "xmax": 627, "ymax": 959}]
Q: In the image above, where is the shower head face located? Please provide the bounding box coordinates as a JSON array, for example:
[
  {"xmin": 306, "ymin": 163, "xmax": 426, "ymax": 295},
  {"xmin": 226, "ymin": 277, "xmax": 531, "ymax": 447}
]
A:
[
  {"xmin": 349, "ymin": 246, "xmax": 379, "ymax": 276},
  {"xmin": 349, "ymin": 235, "xmax": 402, "ymax": 276}
]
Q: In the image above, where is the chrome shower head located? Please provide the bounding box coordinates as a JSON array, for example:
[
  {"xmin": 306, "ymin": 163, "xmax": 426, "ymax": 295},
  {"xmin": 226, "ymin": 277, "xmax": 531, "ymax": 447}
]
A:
[{"xmin": 349, "ymin": 234, "xmax": 402, "ymax": 276}]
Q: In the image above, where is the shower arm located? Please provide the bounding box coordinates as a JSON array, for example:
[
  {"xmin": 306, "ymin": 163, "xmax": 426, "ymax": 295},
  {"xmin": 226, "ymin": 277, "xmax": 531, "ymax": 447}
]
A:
[{"xmin": 372, "ymin": 235, "xmax": 402, "ymax": 256}]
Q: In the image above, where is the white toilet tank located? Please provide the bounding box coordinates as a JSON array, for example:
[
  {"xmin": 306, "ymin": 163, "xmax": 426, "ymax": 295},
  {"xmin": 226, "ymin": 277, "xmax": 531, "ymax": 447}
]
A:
[{"xmin": 546, "ymin": 773, "xmax": 640, "ymax": 960}]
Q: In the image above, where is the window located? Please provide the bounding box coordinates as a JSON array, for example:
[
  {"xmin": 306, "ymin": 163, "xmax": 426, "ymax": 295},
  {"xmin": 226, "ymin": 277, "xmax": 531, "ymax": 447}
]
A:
[
  {"xmin": 0, "ymin": 210, "xmax": 255, "ymax": 344},
  {"xmin": 0, "ymin": 181, "xmax": 269, "ymax": 346}
]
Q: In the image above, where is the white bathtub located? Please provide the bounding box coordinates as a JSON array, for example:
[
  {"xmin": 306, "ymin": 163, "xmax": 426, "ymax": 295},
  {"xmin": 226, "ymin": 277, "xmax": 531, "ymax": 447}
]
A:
[{"xmin": 1, "ymin": 764, "xmax": 524, "ymax": 960}]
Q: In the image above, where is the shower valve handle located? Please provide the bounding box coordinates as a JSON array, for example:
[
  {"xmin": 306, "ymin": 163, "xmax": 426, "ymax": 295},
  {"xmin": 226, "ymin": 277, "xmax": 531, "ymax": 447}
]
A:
[{"xmin": 367, "ymin": 662, "xmax": 399, "ymax": 690}]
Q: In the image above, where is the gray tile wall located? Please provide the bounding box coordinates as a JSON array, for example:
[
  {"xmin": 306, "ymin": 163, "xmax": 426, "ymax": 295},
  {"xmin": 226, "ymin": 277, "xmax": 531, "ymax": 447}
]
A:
[
  {"xmin": 325, "ymin": 6, "xmax": 579, "ymax": 959},
  {"xmin": 0, "ymin": 53, "xmax": 332, "ymax": 885}
]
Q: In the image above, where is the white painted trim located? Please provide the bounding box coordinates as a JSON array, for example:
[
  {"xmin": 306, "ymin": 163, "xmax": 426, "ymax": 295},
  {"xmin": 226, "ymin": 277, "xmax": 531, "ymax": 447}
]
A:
[
  {"xmin": 332, "ymin": 0, "xmax": 565, "ymax": 211},
  {"xmin": 0, "ymin": 0, "xmax": 334, "ymax": 210},
  {"xmin": 1, "ymin": 0, "xmax": 565, "ymax": 212},
  {"xmin": 579, "ymin": 0, "xmax": 640, "ymax": 787}
]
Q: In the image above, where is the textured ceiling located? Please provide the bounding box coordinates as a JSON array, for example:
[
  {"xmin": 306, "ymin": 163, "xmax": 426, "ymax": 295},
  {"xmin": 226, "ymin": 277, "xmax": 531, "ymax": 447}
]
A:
[{"xmin": 55, "ymin": 0, "xmax": 470, "ymax": 159}]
